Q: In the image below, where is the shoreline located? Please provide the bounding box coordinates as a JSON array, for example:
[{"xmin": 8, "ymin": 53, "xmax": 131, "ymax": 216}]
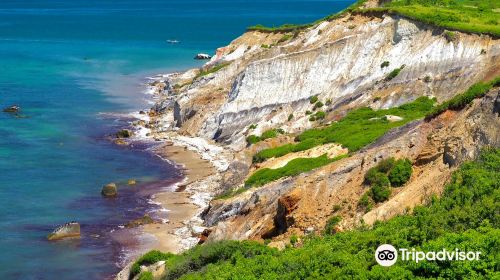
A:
[{"xmin": 114, "ymin": 73, "xmax": 229, "ymax": 278}]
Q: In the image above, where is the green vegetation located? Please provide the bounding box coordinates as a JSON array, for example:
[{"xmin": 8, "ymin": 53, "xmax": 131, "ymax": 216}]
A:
[
  {"xmin": 426, "ymin": 77, "xmax": 500, "ymax": 119},
  {"xmin": 386, "ymin": 65, "xmax": 405, "ymax": 81},
  {"xmin": 388, "ymin": 159, "xmax": 413, "ymax": 186},
  {"xmin": 444, "ymin": 30, "xmax": 456, "ymax": 42},
  {"xmin": 142, "ymin": 148, "xmax": 499, "ymax": 279},
  {"xmin": 290, "ymin": 235, "xmax": 298, "ymax": 245},
  {"xmin": 261, "ymin": 44, "xmax": 271, "ymax": 49},
  {"xmin": 324, "ymin": 215, "xmax": 342, "ymax": 235},
  {"xmin": 278, "ymin": 34, "xmax": 293, "ymax": 43},
  {"xmin": 130, "ymin": 250, "xmax": 174, "ymax": 279},
  {"xmin": 366, "ymin": 0, "xmax": 500, "ymax": 37},
  {"xmin": 137, "ymin": 272, "xmax": 153, "ymax": 280},
  {"xmin": 309, "ymin": 95, "xmax": 318, "ymax": 104},
  {"xmin": 246, "ymin": 0, "xmax": 369, "ymax": 33},
  {"xmin": 195, "ymin": 62, "xmax": 230, "ymax": 79},
  {"xmin": 364, "ymin": 157, "xmax": 413, "ymax": 202},
  {"xmin": 245, "ymin": 154, "xmax": 346, "ymax": 188},
  {"xmin": 254, "ymin": 97, "xmax": 435, "ymax": 163},
  {"xmin": 249, "ymin": 124, "xmax": 257, "ymax": 130},
  {"xmin": 358, "ymin": 192, "xmax": 373, "ymax": 212},
  {"xmin": 308, "ymin": 110, "xmax": 326, "ymax": 121},
  {"xmin": 381, "ymin": 61, "xmax": 390, "ymax": 68},
  {"xmin": 248, "ymin": 0, "xmax": 500, "ymax": 37},
  {"xmin": 313, "ymin": 101, "xmax": 324, "ymax": 110},
  {"xmin": 287, "ymin": 113, "xmax": 294, "ymax": 121},
  {"xmin": 246, "ymin": 128, "xmax": 285, "ymax": 145}
]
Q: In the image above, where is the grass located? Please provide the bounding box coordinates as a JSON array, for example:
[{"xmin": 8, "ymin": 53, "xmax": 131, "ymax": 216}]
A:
[
  {"xmin": 425, "ymin": 76, "xmax": 500, "ymax": 120},
  {"xmin": 248, "ymin": 0, "xmax": 499, "ymax": 37},
  {"xmin": 130, "ymin": 250, "xmax": 174, "ymax": 279},
  {"xmin": 245, "ymin": 154, "xmax": 347, "ymax": 188},
  {"xmin": 194, "ymin": 62, "xmax": 230, "ymax": 79},
  {"xmin": 361, "ymin": 0, "xmax": 500, "ymax": 37},
  {"xmin": 254, "ymin": 96, "xmax": 435, "ymax": 163},
  {"xmin": 246, "ymin": 0, "xmax": 369, "ymax": 33},
  {"xmin": 246, "ymin": 128, "xmax": 285, "ymax": 145},
  {"xmin": 141, "ymin": 148, "xmax": 500, "ymax": 279}
]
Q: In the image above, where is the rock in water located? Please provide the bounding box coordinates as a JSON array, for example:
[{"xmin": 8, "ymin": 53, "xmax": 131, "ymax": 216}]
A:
[
  {"xmin": 47, "ymin": 222, "xmax": 81, "ymax": 241},
  {"xmin": 194, "ymin": 53, "xmax": 211, "ymax": 60},
  {"xmin": 127, "ymin": 179, "xmax": 136, "ymax": 185},
  {"xmin": 3, "ymin": 105, "xmax": 20, "ymax": 113},
  {"xmin": 101, "ymin": 183, "xmax": 118, "ymax": 197},
  {"xmin": 116, "ymin": 129, "xmax": 133, "ymax": 138}
]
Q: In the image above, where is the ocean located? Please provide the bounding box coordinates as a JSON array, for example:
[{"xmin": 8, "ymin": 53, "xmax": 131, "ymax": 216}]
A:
[{"xmin": 0, "ymin": 0, "xmax": 353, "ymax": 278}]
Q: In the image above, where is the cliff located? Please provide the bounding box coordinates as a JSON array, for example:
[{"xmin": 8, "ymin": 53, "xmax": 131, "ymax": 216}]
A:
[{"xmin": 140, "ymin": 2, "xmax": 499, "ymax": 260}]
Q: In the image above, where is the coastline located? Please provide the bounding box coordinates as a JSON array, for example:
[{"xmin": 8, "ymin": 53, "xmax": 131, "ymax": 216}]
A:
[{"xmin": 114, "ymin": 73, "xmax": 230, "ymax": 278}]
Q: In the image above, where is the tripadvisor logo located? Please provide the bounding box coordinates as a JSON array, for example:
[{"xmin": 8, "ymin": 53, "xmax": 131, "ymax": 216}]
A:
[{"xmin": 375, "ymin": 244, "xmax": 482, "ymax": 267}]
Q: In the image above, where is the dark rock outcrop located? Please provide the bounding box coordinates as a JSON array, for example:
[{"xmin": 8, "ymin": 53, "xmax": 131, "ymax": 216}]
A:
[{"xmin": 101, "ymin": 183, "xmax": 118, "ymax": 197}]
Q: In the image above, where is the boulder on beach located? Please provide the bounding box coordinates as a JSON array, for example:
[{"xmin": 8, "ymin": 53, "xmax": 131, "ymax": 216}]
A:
[
  {"xmin": 125, "ymin": 214, "xmax": 155, "ymax": 228},
  {"xmin": 127, "ymin": 179, "xmax": 136, "ymax": 185},
  {"xmin": 116, "ymin": 129, "xmax": 133, "ymax": 138},
  {"xmin": 47, "ymin": 222, "xmax": 81, "ymax": 241},
  {"xmin": 101, "ymin": 183, "xmax": 118, "ymax": 197},
  {"xmin": 194, "ymin": 53, "xmax": 211, "ymax": 60},
  {"xmin": 3, "ymin": 105, "xmax": 20, "ymax": 113}
]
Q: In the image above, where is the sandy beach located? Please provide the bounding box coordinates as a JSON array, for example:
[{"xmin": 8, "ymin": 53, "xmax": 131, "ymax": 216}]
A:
[{"xmin": 141, "ymin": 143, "xmax": 215, "ymax": 253}]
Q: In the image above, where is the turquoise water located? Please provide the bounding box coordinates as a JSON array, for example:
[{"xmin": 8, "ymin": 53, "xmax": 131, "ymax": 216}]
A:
[{"xmin": 0, "ymin": 0, "xmax": 353, "ymax": 278}]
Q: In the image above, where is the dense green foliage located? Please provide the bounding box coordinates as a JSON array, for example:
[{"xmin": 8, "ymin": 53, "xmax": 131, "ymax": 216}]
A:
[
  {"xmin": 426, "ymin": 77, "xmax": 500, "ymax": 119},
  {"xmin": 245, "ymin": 154, "xmax": 346, "ymax": 188},
  {"xmin": 246, "ymin": 128, "xmax": 285, "ymax": 145},
  {"xmin": 254, "ymin": 97, "xmax": 434, "ymax": 163},
  {"xmin": 152, "ymin": 148, "xmax": 499, "ymax": 279},
  {"xmin": 388, "ymin": 159, "xmax": 413, "ymax": 186},
  {"xmin": 324, "ymin": 215, "xmax": 342, "ymax": 235},
  {"xmin": 369, "ymin": 0, "xmax": 500, "ymax": 37},
  {"xmin": 309, "ymin": 110, "xmax": 326, "ymax": 121},
  {"xmin": 364, "ymin": 157, "xmax": 413, "ymax": 202},
  {"xmin": 130, "ymin": 250, "xmax": 174, "ymax": 279},
  {"xmin": 381, "ymin": 61, "xmax": 390, "ymax": 68}
]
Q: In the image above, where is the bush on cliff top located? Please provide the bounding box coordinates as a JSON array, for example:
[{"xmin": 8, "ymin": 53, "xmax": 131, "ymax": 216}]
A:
[
  {"xmin": 149, "ymin": 148, "xmax": 500, "ymax": 280},
  {"xmin": 246, "ymin": 128, "xmax": 285, "ymax": 145}
]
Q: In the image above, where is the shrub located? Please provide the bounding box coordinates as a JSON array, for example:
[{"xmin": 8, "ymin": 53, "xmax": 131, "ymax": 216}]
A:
[
  {"xmin": 386, "ymin": 66, "xmax": 404, "ymax": 81},
  {"xmin": 130, "ymin": 250, "xmax": 173, "ymax": 279},
  {"xmin": 309, "ymin": 111, "xmax": 326, "ymax": 121},
  {"xmin": 288, "ymin": 113, "xmax": 294, "ymax": 121},
  {"xmin": 444, "ymin": 31, "xmax": 456, "ymax": 42},
  {"xmin": 195, "ymin": 63, "xmax": 230, "ymax": 79},
  {"xmin": 309, "ymin": 96, "xmax": 318, "ymax": 104},
  {"xmin": 380, "ymin": 61, "xmax": 390, "ymax": 68},
  {"xmin": 358, "ymin": 193, "xmax": 373, "ymax": 212},
  {"xmin": 325, "ymin": 98, "xmax": 332, "ymax": 106},
  {"xmin": 249, "ymin": 124, "xmax": 257, "ymax": 130},
  {"xmin": 370, "ymin": 184, "xmax": 391, "ymax": 203},
  {"xmin": 261, "ymin": 44, "xmax": 271, "ymax": 49},
  {"xmin": 388, "ymin": 159, "xmax": 413, "ymax": 187},
  {"xmin": 305, "ymin": 110, "xmax": 312, "ymax": 115},
  {"xmin": 313, "ymin": 101, "xmax": 324, "ymax": 110},
  {"xmin": 376, "ymin": 158, "xmax": 396, "ymax": 173},
  {"xmin": 424, "ymin": 75, "xmax": 432, "ymax": 83},
  {"xmin": 246, "ymin": 135, "xmax": 261, "ymax": 145},
  {"xmin": 332, "ymin": 204, "xmax": 341, "ymax": 212},
  {"xmin": 324, "ymin": 216, "xmax": 342, "ymax": 235},
  {"xmin": 290, "ymin": 235, "xmax": 298, "ymax": 245}
]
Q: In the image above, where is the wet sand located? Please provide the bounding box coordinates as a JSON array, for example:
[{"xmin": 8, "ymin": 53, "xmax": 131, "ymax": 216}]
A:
[{"xmin": 141, "ymin": 144, "xmax": 215, "ymax": 253}]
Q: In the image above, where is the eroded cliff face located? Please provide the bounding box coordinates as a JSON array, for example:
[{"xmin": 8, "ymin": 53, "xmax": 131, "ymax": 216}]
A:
[
  {"xmin": 204, "ymin": 89, "xmax": 500, "ymax": 244},
  {"xmin": 153, "ymin": 14, "xmax": 498, "ymax": 148},
  {"xmin": 143, "ymin": 9, "xmax": 500, "ymax": 250}
]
